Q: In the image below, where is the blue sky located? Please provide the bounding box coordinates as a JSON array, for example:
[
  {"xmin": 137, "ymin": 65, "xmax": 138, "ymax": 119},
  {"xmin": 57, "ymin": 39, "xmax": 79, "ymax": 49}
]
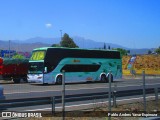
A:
[{"xmin": 0, "ymin": 0, "xmax": 160, "ymax": 48}]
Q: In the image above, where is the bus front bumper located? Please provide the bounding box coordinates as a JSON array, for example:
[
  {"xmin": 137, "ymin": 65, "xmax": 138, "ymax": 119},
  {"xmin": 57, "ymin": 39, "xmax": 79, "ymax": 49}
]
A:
[{"xmin": 27, "ymin": 74, "xmax": 43, "ymax": 83}]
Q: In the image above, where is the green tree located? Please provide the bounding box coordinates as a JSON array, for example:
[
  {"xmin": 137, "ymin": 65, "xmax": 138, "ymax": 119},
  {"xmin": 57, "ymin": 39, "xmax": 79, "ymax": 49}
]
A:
[
  {"xmin": 127, "ymin": 50, "xmax": 130, "ymax": 54},
  {"xmin": 12, "ymin": 53, "xmax": 25, "ymax": 59},
  {"xmin": 60, "ymin": 33, "xmax": 79, "ymax": 48},
  {"xmin": 108, "ymin": 45, "xmax": 111, "ymax": 50},
  {"xmin": 51, "ymin": 44, "xmax": 60, "ymax": 47},
  {"xmin": 103, "ymin": 43, "xmax": 106, "ymax": 49},
  {"xmin": 148, "ymin": 50, "xmax": 152, "ymax": 54},
  {"xmin": 155, "ymin": 47, "xmax": 160, "ymax": 54},
  {"xmin": 114, "ymin": 48, "xmax": 128, "ymax": 56}
]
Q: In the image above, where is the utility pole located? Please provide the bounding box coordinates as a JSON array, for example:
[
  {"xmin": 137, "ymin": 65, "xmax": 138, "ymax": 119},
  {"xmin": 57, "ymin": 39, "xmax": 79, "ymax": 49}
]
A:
[
  {"xmin": 62, "ymin": 70, "xmax": 65, "ymax": 120},
  {"xmin": 108, "ymin": 71, "xmax": 112, "ymax": 120},
  {"xmin": 60, "ymin": 30, "xmax": 62, "ymax": 41},
  {"xmin": 9, "ymin": 40, "xmax": 11, "ymax": 59},
  {"xmin": 142, "ymin": 71, "xmax": 146, "ymax": 112}
]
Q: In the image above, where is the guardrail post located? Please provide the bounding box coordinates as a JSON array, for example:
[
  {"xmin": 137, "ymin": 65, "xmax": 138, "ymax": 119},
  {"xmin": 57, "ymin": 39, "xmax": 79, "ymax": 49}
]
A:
[
  {"xmin": 108, "ymin": 71, "xmax": 112, "ymax": 120},
  {"xmin": 52, "ymin": 97, "xmax": 55, "ymax": 115},
  {"xmin": 62, "ymin": 70, "xmax": 65, "ymax": 120},
  {"xmin": 154, "ymin": 87, "xmax": 159, "ymax": 111},
  {"xmin": 142, "ymin": 70, "xmax": 146, "ymax": 112},
  {"xmin": 113, "ymin": 83, "xmax": 117, "ymax": 108}
]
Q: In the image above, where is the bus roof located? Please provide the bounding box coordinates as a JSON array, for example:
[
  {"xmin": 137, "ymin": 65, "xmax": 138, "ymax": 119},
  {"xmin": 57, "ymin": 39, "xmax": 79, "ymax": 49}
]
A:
[{"xmin": 32, "ymin": 47, "xmax": 119, "ymax": 52}]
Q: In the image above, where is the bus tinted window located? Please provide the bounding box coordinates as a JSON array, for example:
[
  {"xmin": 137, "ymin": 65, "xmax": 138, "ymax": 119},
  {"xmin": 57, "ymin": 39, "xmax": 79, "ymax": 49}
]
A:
[
  {"xmin": 61, "ymin": 64, "xmax": 100, "ymax": 72},
  {"xmin": 44, "ymin": 48, "xmax": 120, "ymax": 72},
  {"xmin": 28, "ymin": 62, "xmax": 44, "ymax": 74}
]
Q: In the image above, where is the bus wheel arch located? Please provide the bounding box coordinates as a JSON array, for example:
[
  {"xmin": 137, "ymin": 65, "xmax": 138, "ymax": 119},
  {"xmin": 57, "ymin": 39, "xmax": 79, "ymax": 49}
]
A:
[
  {"xmin": 100, "ymin": 73, "xmax": 107, "ymax": 82},
  {"xmin": 56, "ymin": 75, "xmax": 62, "ymax": 85}
]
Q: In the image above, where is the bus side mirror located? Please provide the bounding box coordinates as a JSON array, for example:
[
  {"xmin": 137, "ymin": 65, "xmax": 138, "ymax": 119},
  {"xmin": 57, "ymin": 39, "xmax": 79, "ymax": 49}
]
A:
[{"xmin": 44, "ymin": 67, "xmax": 47, "ymax": 73}]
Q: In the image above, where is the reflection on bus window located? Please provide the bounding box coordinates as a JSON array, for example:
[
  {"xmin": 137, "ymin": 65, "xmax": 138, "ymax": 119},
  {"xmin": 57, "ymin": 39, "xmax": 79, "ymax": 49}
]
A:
[{"xmin": 30, "ymin": 51, "xmax": 46, "ymax": 60}]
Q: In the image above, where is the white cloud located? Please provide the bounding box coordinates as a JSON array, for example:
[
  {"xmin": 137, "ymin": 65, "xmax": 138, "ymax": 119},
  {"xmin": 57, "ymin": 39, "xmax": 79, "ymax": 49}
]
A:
[{"xmin": 45, "ymin": 23, "xmax": 52, "ymax": 28}]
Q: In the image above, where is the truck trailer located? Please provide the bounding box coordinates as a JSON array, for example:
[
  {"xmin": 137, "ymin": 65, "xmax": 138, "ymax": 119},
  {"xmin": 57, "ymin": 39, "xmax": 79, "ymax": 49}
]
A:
[{"xmin": 0, "ymin": 57, "xmax": 29, "ymax": 83}]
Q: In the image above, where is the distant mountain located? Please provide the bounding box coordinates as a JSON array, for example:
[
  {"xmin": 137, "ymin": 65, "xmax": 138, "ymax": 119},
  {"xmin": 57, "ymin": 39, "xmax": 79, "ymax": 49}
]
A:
[
  {"xmin": 24, "ymin": 37, "xmax": 60, "ymax": 44},
  {"xmin": 23, "ymin": 36, "xmax": 126, "ymax": 49},
  {"xmin": 73, "ymin": 36, "xmax": 126, "ymax": 49},
  {"xmin": 0, "ymin": 37, "xmax": 157, "ymax": 54},
  {"xmin": 129, "ymin": 48, "xmax": 156, "ymax": 55},
  {"xmin": 0, "ymin": 40, "xmax": 50, "ymax": 52}
]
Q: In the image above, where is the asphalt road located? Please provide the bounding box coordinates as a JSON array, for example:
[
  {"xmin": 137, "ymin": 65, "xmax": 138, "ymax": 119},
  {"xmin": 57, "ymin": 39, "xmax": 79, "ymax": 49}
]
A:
[
  {"xmin": 1, "ymin": 77, "xmax": 160, "ymax": 99},
  {"xmin": 0, "ymin": 77, "xmax": 160, "ymax": 112}
]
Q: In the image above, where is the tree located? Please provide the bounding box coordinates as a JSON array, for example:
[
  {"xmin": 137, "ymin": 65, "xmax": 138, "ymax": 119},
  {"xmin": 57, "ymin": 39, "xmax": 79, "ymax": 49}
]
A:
[
  {"xmin": 108, "ymin": 45, "xmax": 110, "ymax": 50},
  {"xmin": 114, "ymin": 48, "xmax": 128, "ymax": 56},
  {"xmin": 12, "ymin": 53, "xmax": 25, "ymax": 59},
  {"xmin": 155, "ymin": 47, "xmax": 160, "ymax": 54},
  {"xmin": 148, "ymin": 50, "xmax": 152, "ymax": 54},
  {"xmin": 60, "ymin": 33, "xmax": 79, "ymax": 48},
  {"xmin": 103, "ymin": 43, "xmax": 106, "ymax": 49},
  {"xmin": 51, "ymin": 44, "xmax": 60, "ymax": 47},
  {"xmin": 127, "ymin": 50, "xmax": 130, "ymax": 54}
]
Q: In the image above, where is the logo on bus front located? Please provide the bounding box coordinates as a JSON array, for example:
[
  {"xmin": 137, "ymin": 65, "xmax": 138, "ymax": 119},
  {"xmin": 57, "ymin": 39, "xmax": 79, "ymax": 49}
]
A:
[{"xmin": 72, "ymin": 59, "xmax": 80, "ymax": 63}]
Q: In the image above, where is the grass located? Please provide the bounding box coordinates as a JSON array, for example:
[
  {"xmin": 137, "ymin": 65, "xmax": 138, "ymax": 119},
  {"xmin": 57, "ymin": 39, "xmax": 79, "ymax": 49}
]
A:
[{"xmin": 122, "ymin": 55, "xmax": 160, "ymax": 76}]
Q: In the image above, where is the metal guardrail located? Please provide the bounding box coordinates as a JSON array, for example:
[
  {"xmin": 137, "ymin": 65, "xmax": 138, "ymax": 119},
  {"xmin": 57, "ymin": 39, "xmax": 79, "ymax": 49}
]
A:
[{"xmin": 0, "ymin": 87, "xmax": 159, "ymax": 112}]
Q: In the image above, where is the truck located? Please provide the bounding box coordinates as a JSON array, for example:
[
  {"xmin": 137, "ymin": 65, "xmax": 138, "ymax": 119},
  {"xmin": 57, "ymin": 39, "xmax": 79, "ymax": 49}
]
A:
[{"xmin": 0, "ymin": 57, "xmax": 29, "ymax": 83}]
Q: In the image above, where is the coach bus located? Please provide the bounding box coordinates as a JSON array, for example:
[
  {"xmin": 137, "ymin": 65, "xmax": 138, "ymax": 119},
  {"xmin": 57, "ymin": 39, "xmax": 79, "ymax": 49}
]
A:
[{"xmin": 27, "ymin": 47, "xmax": 122, "ymax": 84}]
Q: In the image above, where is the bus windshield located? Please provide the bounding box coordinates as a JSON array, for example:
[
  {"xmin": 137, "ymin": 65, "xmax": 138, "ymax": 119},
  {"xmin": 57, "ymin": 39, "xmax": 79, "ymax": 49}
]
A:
[
  {"xmin": 28, "ymin": 62, "xmax": 44, "ymax": 74},
  {"xmin": 30, "ymin": 50, "xmax": 46, "ymax": 60}
]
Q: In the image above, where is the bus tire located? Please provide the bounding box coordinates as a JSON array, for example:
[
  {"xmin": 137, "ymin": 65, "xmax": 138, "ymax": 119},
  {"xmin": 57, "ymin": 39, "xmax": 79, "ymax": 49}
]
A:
[
  {"xmin": 56, "ymin": 75, "xmax": 62, "ymax": 85},
  {"xmin": 100, "ymin": 74, "xmax": 107, "ymax": 83}
]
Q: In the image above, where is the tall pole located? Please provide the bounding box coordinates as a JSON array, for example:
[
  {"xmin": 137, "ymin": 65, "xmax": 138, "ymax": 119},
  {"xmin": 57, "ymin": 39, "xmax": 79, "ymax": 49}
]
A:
[
  {"xmin": 9, "ymin": 40, "xmax": 11, "ymax": 59},
  {"xmin": 142, "ymin": 71, "xmax": 146, "ymax": 112},
  {"xmin": 62, "ymin": 70, "xmax": 65, "ymax": 120},
  {"xmin": 60, "ymin": 30, "xmax": 62, "ymax": 41},
  {"xmin": 108, "ymin": 71, "xmax": 112, "ymax": 120}
]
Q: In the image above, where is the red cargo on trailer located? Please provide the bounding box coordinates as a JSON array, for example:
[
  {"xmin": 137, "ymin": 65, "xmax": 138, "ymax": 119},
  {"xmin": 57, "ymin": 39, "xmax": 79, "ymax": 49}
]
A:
[{"xmin": 0, "ymin": 57, "xmax": 29, "ymax": 83}]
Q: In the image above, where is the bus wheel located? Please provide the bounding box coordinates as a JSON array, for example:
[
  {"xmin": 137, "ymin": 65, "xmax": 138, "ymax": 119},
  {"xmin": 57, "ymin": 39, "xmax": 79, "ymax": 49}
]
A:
[
  {"xmin": 101, "ymin": 74, "xmax": 107, "ymax": 83},
  {"xmin": 56, "ymin": 75, "xmax": 62, "ymax": 85}
]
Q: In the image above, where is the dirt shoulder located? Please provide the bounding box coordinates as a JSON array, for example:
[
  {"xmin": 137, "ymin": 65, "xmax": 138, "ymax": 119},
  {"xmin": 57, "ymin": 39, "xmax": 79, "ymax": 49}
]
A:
[{"xmin": 12, "ymin": 100, "xmax": 160, "ymax": 120}]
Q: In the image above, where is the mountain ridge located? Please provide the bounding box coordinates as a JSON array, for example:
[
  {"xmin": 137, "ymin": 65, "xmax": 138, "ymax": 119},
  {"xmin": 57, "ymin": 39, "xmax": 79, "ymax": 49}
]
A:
[{"xmin": 0, "ymin": 37, "xmax": 156, "ymax": 54}]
